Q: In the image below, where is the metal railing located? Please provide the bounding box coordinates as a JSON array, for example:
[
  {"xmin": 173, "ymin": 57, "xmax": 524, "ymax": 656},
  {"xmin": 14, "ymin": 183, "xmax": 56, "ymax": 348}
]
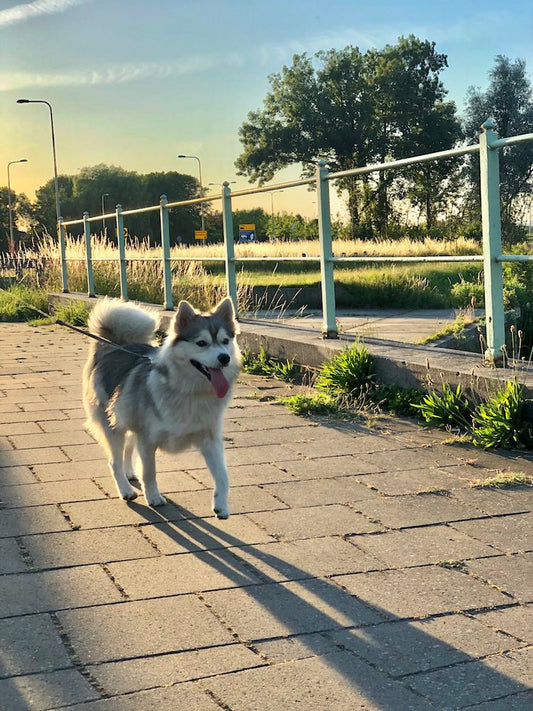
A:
[{"xmin": 60, "ymin": 120, "xmax": 533, "ymax": 363}]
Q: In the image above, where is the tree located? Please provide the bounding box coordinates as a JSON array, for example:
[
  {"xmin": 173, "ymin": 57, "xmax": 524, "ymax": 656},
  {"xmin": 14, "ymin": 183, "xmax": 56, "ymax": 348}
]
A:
[
  {"xmin": 235, "ymin": 36, "xmax": 461, "ymax": 236},
  {"xmin": 464, "ymin": 55, "xmax": 533, "ymax": 231}
]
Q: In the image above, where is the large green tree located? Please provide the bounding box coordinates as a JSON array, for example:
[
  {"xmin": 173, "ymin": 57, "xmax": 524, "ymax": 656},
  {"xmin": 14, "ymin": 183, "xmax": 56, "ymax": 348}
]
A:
[
  {"xmin": 463, "ymin": 55, "xmax": 533, "ymax": 231},
  {"xmin": 235, "ymin": 36, "xmax": 461, "ymax": 235}
]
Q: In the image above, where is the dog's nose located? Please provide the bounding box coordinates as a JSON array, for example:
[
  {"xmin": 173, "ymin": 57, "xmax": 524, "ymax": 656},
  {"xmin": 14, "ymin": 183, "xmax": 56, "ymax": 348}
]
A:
[{"xmin": 218, "ymin": 353, "xmax": 230, "ymax": 366}]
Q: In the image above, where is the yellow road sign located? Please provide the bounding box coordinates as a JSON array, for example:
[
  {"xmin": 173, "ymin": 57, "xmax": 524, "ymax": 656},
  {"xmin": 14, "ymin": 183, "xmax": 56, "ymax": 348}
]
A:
[{"xmin": 195, "ymin": 230, "xmax": 208, "ymax": 240}]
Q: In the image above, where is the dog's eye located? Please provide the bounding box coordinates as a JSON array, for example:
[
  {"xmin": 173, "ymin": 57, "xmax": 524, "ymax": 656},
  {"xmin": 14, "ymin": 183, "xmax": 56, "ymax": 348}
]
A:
[
  {"xmin": 221, "ymin": 337, "xmax": 230, "ymax": 345},
  {"xmin": 196, "ymin": 340, "xmax": 208, "ymax": 347}
]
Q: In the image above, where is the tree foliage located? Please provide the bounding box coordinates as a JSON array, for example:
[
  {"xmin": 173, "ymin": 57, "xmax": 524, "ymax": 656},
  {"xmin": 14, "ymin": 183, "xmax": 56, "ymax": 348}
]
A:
[
  {"xmin": 235, "ymin": 36, "xmax": 462, "ymax": 235},
  {"xmin": 464, "ymin": 55, "xmax": 533, "ymax": 233}
]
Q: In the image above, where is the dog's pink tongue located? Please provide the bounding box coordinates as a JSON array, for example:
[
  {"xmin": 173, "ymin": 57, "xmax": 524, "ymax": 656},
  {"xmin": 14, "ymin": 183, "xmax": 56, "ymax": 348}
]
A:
[{"xmin": 209, "ymin": 368, "xmax": 230, "ymax": 398}]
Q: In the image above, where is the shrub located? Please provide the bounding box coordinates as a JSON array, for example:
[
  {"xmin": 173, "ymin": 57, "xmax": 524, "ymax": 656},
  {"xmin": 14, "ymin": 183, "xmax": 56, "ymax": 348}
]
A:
[
  {"xmin": 315, "ymin": 343, "xmax": 375, "ymax": 399},
  {"xmin": 0, "ymin": 285, "xmax": 49, "ymax": 322},
  {"xmin": 472, "ymin": 380, "xmax": 533, "ymax": 449},
  {"xmin": 412, "ymin": 383, "xmax": 471, "ymax": 430}
]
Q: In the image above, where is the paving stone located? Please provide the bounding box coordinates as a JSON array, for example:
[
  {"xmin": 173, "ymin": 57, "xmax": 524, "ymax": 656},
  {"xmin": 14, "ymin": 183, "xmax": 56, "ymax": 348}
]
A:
[
  {"xmin": 0, "ymin": 447, "xmax": 70, "ymax": 467},
  {"xmin": 60, "ymin": 443, "xmax": 104, "ymax": 461},
  {"xmin": 8, "ymin": 430, "xmax": 94, "ymax": 449},
  {"xmin": 61, "ymin": 498, "xmax": 183, "ymax": 529},
  {"xmin": 263, "ymin": 476, "xmax": 379, "ymax": 507},
  {"xmin": 404, "ymin": 646, "xmax": 533, "ymax": 708},
  {"xmin": 94, "ymin": 469, "xmax": 204, "ymax": 497},
  {"xmin": 0, "ymin": 614, "xmax": 73, "ymax": 675},
  {"xmin": 0, "ymin": 421, "xmax": 42, "ymax": 436},
  {"xmin": 253, "ymin": 632, "xmax": 337, "ymax": 663},
  {"xmin": 0, "ymin": 464, "xmax": 37, "ymax": 485},
  {"xmin": 87, "ymin": 645, "xmax": 264, "ymax": 695},
  {"xmin": 229, "ymin": 425, "xmax": 322, "ymax": 447},
  {"xmin": 68, "ymin": 681, "xmax": 230, "ymax": 710},
  {"xmin": 204, "ymin": 651, "xmax": 429, "ymax": 711},
  {"xmin": 159, "ymin": 485, "xmax": 287, "ymax": 518},
  {"xmin": 228, "ymin": 537, "xmax": 383, "ymax": 581},
  {"xmin": 108, "ymin": 548, "xmax": 263, "ymax": 599},
  {"xmin": 474, "ymin": 604, "xmax": 533, "ymax": 644},
  {"xmin": 354, "ymin": 524, "xmax": 497, "ymax": 567},
  {"xmin": 33, "ymin": 459, "xmax": 109, "ymax": 482},
  {"xmin": 0, "ymin": 669, "xmax": 98, "ymax": 711},
  {"xmin": 460, "ymin": 692, "xmax": 533, "ymax": 710},
  {"xmin": 249, "ymin": 504, "xmax": 383, "ymax": 540},
  {"xmin": 203, "ymin": 578, "xmax": 383, "ymax": 641},
  {"xmin": 0, "ymin": 505, "xmax": 71, "ymax": 538},
  {"xmin": 359, "ymin": 466, "xmax": 468, "ymax": 495},
  {"xmin": 332, "ymin": 565, "xmax": 512, "ymax": 618},
  {"xmin": 191, "ymin": 462, "xmax": 295, "ymax": 488},
  {"xmin": 0, "ymin": 410, "xmax": 68, "ymax": 424},
  {"xmin": 0, "ymin": 565, "xmax": 123, "ymax": 617},
  {"xmin": 356, "ymin": 492, "xmax": 481, "ymax": 529},
  {"xmin": 0, "ymin": 537, "xmax": 27, "ymax": 573},
  {"xmin": 274, "ymin": 454, "xmax": 383, "ymax": 478},
  {"xmin": 141, "ymin": 515, "xmax": 276, "ymax": 555},
  {"xmin": 280, "ymin": 433, "xmax": 413, "ymax": 459},
  {"xmin": 452, "ymin": 487, "xmax": 531, "ymax": 516},
  {"xmin": 467, "ymin": 553, "xmax": 533, "ymax": 602},
  {"xmin": 0, "ymin": 479, "xmax": 105, "ymax": 507},
  {"xmin": 451, "ymin": 512, "xmax": 533, "ymax": 553},
  {"xmin": 56, "ymin": 596, "xmax": 235, "ymax": 663},
  {"xmin": 22, "ymin": 526, "xmax": 159, "ymax": 569},
  {"xmin": 327, "ymin": 613, "xmax": 522, "ymax": 677}
]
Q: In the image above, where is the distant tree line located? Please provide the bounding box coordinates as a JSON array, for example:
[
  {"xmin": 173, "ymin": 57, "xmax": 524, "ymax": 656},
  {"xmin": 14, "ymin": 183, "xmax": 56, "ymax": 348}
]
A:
[{"xmin": 1, "ymin": 39, "xmax": 532, "ymax": 251}]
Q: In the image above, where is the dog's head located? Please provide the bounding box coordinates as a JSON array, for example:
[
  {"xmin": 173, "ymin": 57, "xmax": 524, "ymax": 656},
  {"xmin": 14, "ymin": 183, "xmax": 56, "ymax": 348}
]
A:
[{"xmin": 166, "ymin": 297, "xmax": 241, "ymax": 398}]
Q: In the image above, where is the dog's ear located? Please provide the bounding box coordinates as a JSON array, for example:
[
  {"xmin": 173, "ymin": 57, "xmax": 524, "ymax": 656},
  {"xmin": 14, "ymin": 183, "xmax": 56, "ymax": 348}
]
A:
[
  {"xmin": 213, "ymin": 297, "xmax": 239, "ymax": 334},
  {"xmin": 172, "ymin": 300, "xmax": 197, "ymax": 337}
]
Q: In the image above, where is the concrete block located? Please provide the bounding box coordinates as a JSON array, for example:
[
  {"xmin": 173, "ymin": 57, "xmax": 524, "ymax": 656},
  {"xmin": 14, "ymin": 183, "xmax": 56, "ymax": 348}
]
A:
[
  {"xmin": 0, "ymin": 669, "xmax": 98, "ymax": 711},
  {"xmin": 0, "ymin": 505, "xmax": 71, "ymax": 538},
  {"xmin": 451, "ymin": 512, "xmax": 533, "ymax": 553},
  {"xmin": 0, "ymin": 614, "xmax": 73, "ymax": 675},
  {"xmin": 467, "ymin": 553, "xmax": 533, "ymax": 602}
]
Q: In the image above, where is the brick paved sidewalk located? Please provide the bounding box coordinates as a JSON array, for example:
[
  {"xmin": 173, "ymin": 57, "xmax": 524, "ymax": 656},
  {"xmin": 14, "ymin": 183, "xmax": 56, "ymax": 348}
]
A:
[{"xmin": 0, "ymin": 322, "xmax": 532, "ymax": 710}]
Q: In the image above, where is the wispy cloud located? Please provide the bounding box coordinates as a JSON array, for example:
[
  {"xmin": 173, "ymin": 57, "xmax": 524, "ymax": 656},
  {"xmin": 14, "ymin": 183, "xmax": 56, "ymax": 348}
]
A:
[
  {"xmin": 0, "ymin": 56, "xmax": 220, "ymax": 91},
  {"xmin": 0, "ymin": 0, "xmax": 87, "ymax": 28}
]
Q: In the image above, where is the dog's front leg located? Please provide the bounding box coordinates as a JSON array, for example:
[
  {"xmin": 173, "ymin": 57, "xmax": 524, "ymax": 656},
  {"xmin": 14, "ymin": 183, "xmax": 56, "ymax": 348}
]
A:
[
  {"xmin": 136, "ymin": 436, "xmax": 167, "ymax": 507},
  {"xmin": 200, "ymin": 437, "xmax": 230, "ymax": 519}
]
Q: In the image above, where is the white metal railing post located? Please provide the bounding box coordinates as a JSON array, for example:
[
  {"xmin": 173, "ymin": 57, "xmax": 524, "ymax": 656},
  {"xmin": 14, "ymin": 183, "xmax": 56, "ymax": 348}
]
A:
[
  {"xmin": 83, "ymin": 211, "xmax": 95, "ymax": 297},
  {"xmin": 58, "ymin": 216, "xmax": 69, "ymax": 293},
  {"xmin": 479, "ymin": 119, "xmax": 505, "ymax": 364},
  {"xmin": 222, "ymin": 181, "xmax": 238, "ymax": 313},
  {"xmin": 316, "ymin": 160, "xmax": 338, "ymax": 337},
  {"xmin": 159, "ymin": 194, "xmax": 173, "ymax": 310},
  {"xmin": 115, "ymin": 204, "xmax": 128, "ymax": 301}
]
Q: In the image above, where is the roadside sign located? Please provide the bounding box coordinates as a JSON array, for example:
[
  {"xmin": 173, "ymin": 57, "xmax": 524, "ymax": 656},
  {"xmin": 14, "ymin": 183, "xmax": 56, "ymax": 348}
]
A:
[
  {"xmin": 238, "ymin": 223, "xmax": 256, "ymax": 243},
  {"xmin": 195, "ymin": 230, "xmax": 208, "ymax": 240}
]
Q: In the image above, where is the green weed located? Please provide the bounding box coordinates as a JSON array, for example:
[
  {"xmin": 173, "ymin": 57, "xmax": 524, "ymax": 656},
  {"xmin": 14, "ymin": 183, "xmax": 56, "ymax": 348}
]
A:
[
  {"xmin": 0, "ymin": 285, "xmax": 50, "ymax": 322},
  {"xmin": 411, "ymin": 382, "xmax": 471, "ymax": 430},
  {"xmin": 472, "ymin": 380, "xmax": 533, "ymax": 449},
  {"xmin": 315, "ymin": 343, "xmax": 375, "ymax": 400}
]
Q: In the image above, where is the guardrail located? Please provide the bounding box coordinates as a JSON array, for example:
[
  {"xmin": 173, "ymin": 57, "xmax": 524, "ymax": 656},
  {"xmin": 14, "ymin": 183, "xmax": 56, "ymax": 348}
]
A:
[{"xmin": 60, "ymin": 120, "xmax": 532, "ymax": 364}]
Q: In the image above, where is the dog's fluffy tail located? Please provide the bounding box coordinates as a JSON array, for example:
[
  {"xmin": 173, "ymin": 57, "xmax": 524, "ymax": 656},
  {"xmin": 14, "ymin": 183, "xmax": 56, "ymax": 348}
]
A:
[{"xmin": 88, "ymin": 298, "xmax": 159, "ymax": 345}]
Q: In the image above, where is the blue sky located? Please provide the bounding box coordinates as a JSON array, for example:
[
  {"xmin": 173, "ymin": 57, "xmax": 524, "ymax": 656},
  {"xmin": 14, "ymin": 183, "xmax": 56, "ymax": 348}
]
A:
[{"xmin": 1, "ymin": 0, "xmax": 531, "ymax": 218}]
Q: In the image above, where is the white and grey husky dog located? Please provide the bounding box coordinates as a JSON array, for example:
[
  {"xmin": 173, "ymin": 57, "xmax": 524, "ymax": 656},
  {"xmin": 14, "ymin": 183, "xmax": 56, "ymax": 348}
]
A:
[{"xmin": 83, "ymin": 297, "xmax": 240, "ymax": 518}]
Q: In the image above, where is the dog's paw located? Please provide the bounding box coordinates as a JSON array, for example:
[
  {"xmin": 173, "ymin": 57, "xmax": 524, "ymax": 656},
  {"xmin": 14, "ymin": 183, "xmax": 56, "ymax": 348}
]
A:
[
  {"xmin": 213, "ymin": 506, "xmax": 230, "ymax": 520},
  {"xmin": 118, "ymin": 484, "xmax": 138, "ymax": 501},
  {"xmin": 145, "ymin": 491, "xmax": 167, "ymax": 507},
  {"xmin": 124, "ymin": 469, "xmax": 138, "ymax": 482}
]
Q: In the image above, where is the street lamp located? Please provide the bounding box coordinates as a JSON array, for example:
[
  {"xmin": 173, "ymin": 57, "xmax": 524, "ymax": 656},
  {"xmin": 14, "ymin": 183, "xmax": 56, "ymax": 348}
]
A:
[
  {"xmin": 101, "ymin": 193, "xmax": 110, "ymax": 236},
  {"xmin": 16, "ymin": 99, "xmax": 61, "ymax": 232},
  {"xmin": 177, "ymin": 154, "xmax": 205, "ymax": 231},
  {"xmin": 7, "ymin": 159, "xmax": 28, "ymax": 253},
  {"xmin": 270, "ymin": 190, "xmax": 284, "ymax": 241}
]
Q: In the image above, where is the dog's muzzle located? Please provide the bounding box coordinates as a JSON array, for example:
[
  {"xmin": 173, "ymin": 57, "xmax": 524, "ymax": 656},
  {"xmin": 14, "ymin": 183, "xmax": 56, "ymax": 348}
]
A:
[{"xmin": 190, "ymin": 359, "xmax": 231, "ymax": 398}]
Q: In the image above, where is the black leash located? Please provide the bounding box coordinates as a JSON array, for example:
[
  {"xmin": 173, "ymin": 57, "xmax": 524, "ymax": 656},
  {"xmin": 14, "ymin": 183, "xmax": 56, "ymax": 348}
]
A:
[{"xmin": 1, "ymin": 288, "xmax": 156, "ymax": 361}]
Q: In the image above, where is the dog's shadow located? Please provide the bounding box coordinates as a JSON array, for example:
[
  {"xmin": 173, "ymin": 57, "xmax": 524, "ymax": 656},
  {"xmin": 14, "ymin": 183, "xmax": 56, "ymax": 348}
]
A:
[{"xmin": 125, "ymin": 498, "xmax": 529, "ymax": 709}]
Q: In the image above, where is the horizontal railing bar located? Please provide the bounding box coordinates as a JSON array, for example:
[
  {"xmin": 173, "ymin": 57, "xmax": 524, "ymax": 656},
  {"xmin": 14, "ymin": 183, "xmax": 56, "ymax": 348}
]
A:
[
  {"xmin": 497, "ymin": 254, "xmax": 533, "ymax": 262},
  {"xmin": 64, "ymin": 253, "xmax": 485, "ymax": 264},
  {"xmin": 329, "ymin": 144, "xmax": 479, "ymax": 181},
  {"xmin": 490, "ymin": 132, "xmax": 533, "ymax": 149}
]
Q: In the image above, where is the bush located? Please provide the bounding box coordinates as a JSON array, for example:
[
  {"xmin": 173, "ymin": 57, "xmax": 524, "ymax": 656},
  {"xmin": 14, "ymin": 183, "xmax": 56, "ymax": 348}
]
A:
[
  {"xmin": 0, "ymin": 285, "xmax": 49, "ymax": 322},
  {"xmin": 472, "ymin": 380, "xmax": 533, "ymax": 449},
  {"xmin": 315, "ymin": 343, "xmax": 375, "ymax": 399},
  {"xmin": 412, "ymin": 383, "xmax": 471, "ymax": 430}
]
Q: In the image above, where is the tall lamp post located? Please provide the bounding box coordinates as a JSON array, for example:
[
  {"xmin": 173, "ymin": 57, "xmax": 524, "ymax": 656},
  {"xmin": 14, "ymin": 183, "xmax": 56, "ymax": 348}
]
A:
[
  {"xmin": 16, "ymin": 99, "xmax": 61, "ymax": 231},
  {"xmin": 7, "ymin": 158, "xmax": 28, "ymax": 254},
  {"xmin": 177, "ymin": 154, "xmax": 204, "ymax": 231},
  {"xmin": 101, "ymin": 193, "xmax": 110, "ymax": 236}
]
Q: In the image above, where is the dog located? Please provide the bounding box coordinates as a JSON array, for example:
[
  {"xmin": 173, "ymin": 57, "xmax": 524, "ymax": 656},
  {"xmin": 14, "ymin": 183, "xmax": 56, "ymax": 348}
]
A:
[{"xmin": 82, "ymin": 296, "xmax": 240, "ymax": 518}]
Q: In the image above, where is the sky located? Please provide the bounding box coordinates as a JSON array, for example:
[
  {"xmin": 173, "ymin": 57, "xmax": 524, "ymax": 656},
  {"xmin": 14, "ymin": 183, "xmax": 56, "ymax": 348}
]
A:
[{"xmin": 1, "ymin": 0, "xmax": 532, "ymax": 220}]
